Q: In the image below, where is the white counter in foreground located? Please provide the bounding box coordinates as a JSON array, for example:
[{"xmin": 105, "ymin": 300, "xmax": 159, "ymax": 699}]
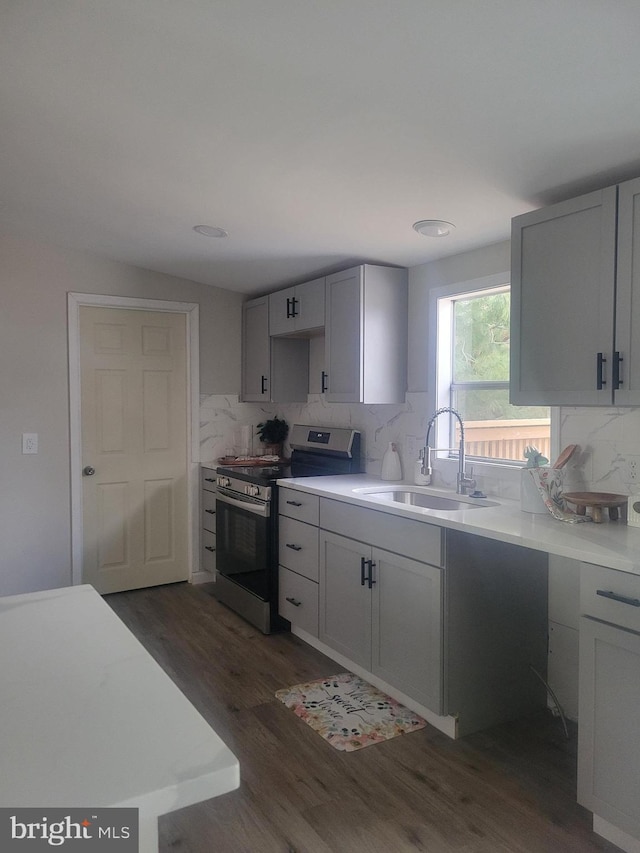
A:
[
  {"xmin": 0, "ymin": 584, "xmax": 239, "ymax": 852},
  {"xmin": 278, "ymin": 474, "xmax": 640, "ymax": 575}
]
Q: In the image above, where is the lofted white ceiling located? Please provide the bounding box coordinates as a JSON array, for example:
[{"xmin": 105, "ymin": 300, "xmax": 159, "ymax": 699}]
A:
[{"xmin": 2, "ymin": 1, "xmax": 640, "ymax": 294}]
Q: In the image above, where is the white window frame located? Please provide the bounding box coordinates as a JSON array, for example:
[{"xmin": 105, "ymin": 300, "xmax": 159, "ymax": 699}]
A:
[{"xmin": 428, "ymin": 273, "xmax": 559, "ymax": 472}]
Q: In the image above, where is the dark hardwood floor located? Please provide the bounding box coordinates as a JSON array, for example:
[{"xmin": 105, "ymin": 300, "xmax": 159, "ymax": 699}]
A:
[{"xmin": 106, "ymin": 582, "xmax": 620, "ymax": 853}]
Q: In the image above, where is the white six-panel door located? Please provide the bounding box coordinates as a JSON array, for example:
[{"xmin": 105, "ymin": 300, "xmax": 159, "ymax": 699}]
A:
[{"xmin": 80, "ymin": 306, "xmax": 188, "ymax": 594}]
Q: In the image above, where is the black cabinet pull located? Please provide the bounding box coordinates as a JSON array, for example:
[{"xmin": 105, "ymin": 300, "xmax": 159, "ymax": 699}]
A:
[
  {"xmin": 285, "ymin": 596, "xmax": 301, "ymax": 607},
  {"xmin": 261, "ymin": 375, "xmax": 268, "ymax": 394},
  {"xmin": 321, "ymin": 370, "xmax": 328, "ymax": 393},
  {"xmin": 204, "ymin": 508, "xmax": 215, "ymax": 515},
  {"xmin": 286, "ymin": 297, "xmax": 292, "ymax": 318},
  {"xmin": 204, "ymin": 477, "xmax": 216, "ymax": 482},
  {"xmin": 286, "ymin": 500, "xmax": 302, "ymax": 507},
  {"xmin": 286, "ymin": 543, "xmax": 302, "ymax": 551},
  {"xmin": 360, "ymin": 557, "xmax": 376, "ymax": 588},
  {"xmin": 596, "ymin": 352, "xmax": 607, "ymax": 389},
  {"xmin": 291, "ymin": 296, "xmax": 299, "ymax": 317},
  {"xmin": 596, "ymin": 589, "xmax": 640, "ymax": 607},
  {"xmin": 367, "ymin": 559, "xmax": 376, "ymax": 589},
  {"xmin": 613, "ymin": 351, "xmax": 624, "ymax": 389},
  {"xmin": 205, "ymin": 545, "xmax": 216, "ymax": 552}
]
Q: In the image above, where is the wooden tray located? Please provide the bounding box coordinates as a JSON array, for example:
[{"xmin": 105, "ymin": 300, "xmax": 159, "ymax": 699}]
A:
[{"xmin": 563, "ymin": 492, "xmax": 628, "ymax": 523}]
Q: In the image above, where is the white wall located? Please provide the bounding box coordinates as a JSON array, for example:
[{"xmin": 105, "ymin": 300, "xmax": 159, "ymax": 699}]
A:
[{"xmin": 0, "ymin": 236, "xmax": 242, "ymax": 596}]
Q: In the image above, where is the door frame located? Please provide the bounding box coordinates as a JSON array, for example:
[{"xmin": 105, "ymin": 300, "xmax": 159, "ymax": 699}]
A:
[{"xmin": 68, "ymin": 292, "xmax": 200, "ymax": 587}]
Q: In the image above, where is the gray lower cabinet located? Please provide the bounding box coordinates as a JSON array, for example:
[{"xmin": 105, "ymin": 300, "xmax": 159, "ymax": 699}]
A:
[
  {"xmin": 578, "ymin": 563, "xmax": 640, "ymax": 842},
  {"xmin": 278, "ymin": 495, "xmax": 321, "ymax": 636},
  {"xmin": 319, "ymin": 530, "xmax": 442, "ymax": 713},
  {"xmin": 578, "ymin": 616, "xmax": 640, "ymax": 841},
  {"xmin": 201, "ymin": 467, "xmax": 217, "ymax": 577},
  {"xmin": 279, "ymin": 567, "xmax": 319, "ymax": 636}
]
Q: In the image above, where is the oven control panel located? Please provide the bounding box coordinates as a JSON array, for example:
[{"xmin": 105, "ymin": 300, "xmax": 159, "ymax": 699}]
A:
[{"xmin": 216, "ymin": 474, "xmax": 271, "ymax": 502}]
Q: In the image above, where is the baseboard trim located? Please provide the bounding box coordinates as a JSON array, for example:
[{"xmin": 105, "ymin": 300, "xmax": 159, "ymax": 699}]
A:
[{"xmin": 593, "ymin": 815, "xmax": 640, "ymax": 853}]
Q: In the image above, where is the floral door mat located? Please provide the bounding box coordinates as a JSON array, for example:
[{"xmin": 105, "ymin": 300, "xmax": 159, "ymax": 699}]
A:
[{"xmin": 275, "ymin": 673, "xmax": 426, "ymax": 752}]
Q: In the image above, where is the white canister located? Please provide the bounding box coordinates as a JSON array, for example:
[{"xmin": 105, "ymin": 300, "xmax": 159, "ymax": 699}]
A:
[{"xmin": 381, "ymin": 442, "xmax": 402, "ymax": 481}]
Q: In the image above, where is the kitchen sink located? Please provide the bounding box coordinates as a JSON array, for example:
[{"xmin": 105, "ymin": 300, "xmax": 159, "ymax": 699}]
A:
[{"xmin": 353, "ymin": 487, "xmax": 499, "ymax": 511}]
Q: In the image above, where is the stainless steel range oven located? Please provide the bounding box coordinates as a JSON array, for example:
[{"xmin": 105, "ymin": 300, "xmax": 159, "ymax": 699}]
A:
[{"xmin": 214, "ymin": 424, "xmax": 361, "ymax": 633}]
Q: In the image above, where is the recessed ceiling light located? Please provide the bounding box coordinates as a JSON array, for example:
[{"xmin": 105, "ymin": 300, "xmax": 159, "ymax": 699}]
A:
[
  {"xmin": 193, "ymin": 225, "xmax": 228, "ymax": 238},
  {"xmin": 412, "ymin": 220, "xmax": 455, "ymax": 237}
]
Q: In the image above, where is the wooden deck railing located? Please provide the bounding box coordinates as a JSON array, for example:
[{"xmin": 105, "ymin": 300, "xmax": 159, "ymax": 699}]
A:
[{"xmin": 454, "ymin": 419, "xmax": 551, "ymax": 463}]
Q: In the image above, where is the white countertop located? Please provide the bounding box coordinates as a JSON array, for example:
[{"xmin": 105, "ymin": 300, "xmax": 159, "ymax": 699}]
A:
[
  {"xmin": 278, "ymin": 474, "xmax": 640, "ymax": 575},
  {"xmin": 0, "ymin": 584, "xmax": 239, "ymax": 851}
]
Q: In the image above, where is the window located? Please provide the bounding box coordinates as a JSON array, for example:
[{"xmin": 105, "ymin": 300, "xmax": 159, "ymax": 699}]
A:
[{"xmin": 434, "ymin": 280, "xmax": 550, "ymax": 464}]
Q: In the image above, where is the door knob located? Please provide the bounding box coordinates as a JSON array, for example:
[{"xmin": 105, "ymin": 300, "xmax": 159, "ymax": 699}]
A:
[{"xmin": 83, "ymin": 466, "xmax": 96, "ymax": 476}]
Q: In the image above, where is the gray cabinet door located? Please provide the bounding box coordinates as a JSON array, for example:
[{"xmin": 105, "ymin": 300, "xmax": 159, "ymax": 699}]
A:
[
  {"xmin": 614, "ymin": 176, "xmax": 640, "ymax": 405},
  {"xmin": 269, "ymin": 287, "xmax": 296, "ymax": 337},
  {"xmin": 578, "ymin": 616, "xmax": 640, "ymax": 840},
  {"xmin": 510, "ymin": 187, "xmax": 617, "ymax": 405},
  {"xmin": 325, "ymin": 265, "xmax": 407, "ymax": 404},
  {"xmin": 241, "ymin": 296, "xmax": 270, "ymax": 401},
  {"xmin": 319, "ymin": 531, "xmax": 371, "ymax": 668},
  {"xmin": 269, "ymin": 278, "xmax": 325, "ymax": 336},
  {"xmin": 371, "ymin": 548, "xmax": 442, "ymax": 713},
  {"xmin": 295, "ymin": 277, "xmax": 325, "ymax": 332},
  {"xmin": 325, "ymin": 267, "xmax": 363, "ymax": 402}
]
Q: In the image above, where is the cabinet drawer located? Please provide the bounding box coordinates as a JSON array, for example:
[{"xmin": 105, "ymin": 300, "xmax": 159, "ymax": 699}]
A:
[
  {"xmin": 320, "ymin": 498, "xmax": 443, "ymax": 567},
  {"xmin": 201, "ymin": 467, "xmax": 217, "ymax": 493},
  {"xmin": 581, "ymin": 562, "xmax": 640, "ymax": 633},
  {"xmin": 279, "ymin": 517, "xmax": 319, "ymax": 581},
  {"xmin": 279, "ymin": 567, "xmax": 319, "ymax": 636},
  {"xmin": 202, "ymin": 530, "xmax": 216, "ymax": 574},
  {"xmin": 279, "ymin": 487, "xmax": 320, "ymax": 525},
  {"xmin": 202, "ymin": 489, "xmax": 217, "ymax": 533}
]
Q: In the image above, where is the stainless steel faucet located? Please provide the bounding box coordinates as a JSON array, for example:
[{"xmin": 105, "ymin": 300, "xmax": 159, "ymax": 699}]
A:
[{"xmin": 421, "ymin": 407, "xmax": 476, "ymax": 495}]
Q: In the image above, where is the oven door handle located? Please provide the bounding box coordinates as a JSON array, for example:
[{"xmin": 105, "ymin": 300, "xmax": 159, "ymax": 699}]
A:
[{"xmin": 216, "ymin": 490, "xmax": 270, "ymax": 518}]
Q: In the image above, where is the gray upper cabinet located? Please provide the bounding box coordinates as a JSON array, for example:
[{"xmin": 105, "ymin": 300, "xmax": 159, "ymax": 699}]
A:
[
  {"xmin": 241, "ymin": 296, "xmax": 309, "ymax": 403},
  {"xmin": 242, "ymin": 296, "xmax": 270, "ymax": 401},
  {"xmin": 325, "ymin": 265, "xmax": 408, "ymax": 403},
  {"xmin": 511, "ymin": 176, "xmax": 640, "ymax": 406},
  {"xmin": 510, "ymin": 187, "xmax": 617, "ymax": 406},
  {"xmin": 269, "ymin": 277, "xmax": 325, "ymax": 336},
  {"xmin": 613, "ymin": 177, "xmax": 640, "ymax": 405}
]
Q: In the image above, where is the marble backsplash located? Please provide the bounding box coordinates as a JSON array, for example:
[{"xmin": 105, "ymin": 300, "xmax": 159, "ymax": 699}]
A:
[{"xmin": 201, "ymin": 394, "xmax": 640, "ymax": 501}]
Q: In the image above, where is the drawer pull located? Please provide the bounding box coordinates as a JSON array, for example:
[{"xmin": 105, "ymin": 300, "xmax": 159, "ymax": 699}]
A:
[
  {"xmin": 204, "ymin": 509, "xmax": 216, "ymax": 515},
  {"xmin": 204, "ymin": 477, "xmax": 216, "ymax": 482},
  {"xmin": 596, "ymin": 589, "xmax": 640, "ymax": 607},
  {"xmin": 286, "ymin": 543, "xmax": 302, "ymax": 551},
  {"xmin": 286, "ymin": 500, "xmax": 303, "ymax": 507},
  {"xmin": 205, "ymin": 546, "xmax": 216, "ymax": 552},
  {"xmin": 285, "ymin": 596, "xmax": 302, "ymax": 607}
]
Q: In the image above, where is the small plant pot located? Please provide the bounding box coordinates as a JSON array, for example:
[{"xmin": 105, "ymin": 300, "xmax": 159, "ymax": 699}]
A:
[{"xmin": 262, "ymin": 443, "xmax": 283, "ymax": 458}]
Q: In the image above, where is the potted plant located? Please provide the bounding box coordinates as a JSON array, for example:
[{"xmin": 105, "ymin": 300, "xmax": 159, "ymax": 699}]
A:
[{"xmin": 256, "ymin": 416, "xmax": 289, "ymax": 457}]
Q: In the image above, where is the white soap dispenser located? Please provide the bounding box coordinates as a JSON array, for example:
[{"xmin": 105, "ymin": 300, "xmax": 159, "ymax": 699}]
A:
[{"xmin": 381, "ymin": 442, "xmax": 402, "ymax": 481}]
